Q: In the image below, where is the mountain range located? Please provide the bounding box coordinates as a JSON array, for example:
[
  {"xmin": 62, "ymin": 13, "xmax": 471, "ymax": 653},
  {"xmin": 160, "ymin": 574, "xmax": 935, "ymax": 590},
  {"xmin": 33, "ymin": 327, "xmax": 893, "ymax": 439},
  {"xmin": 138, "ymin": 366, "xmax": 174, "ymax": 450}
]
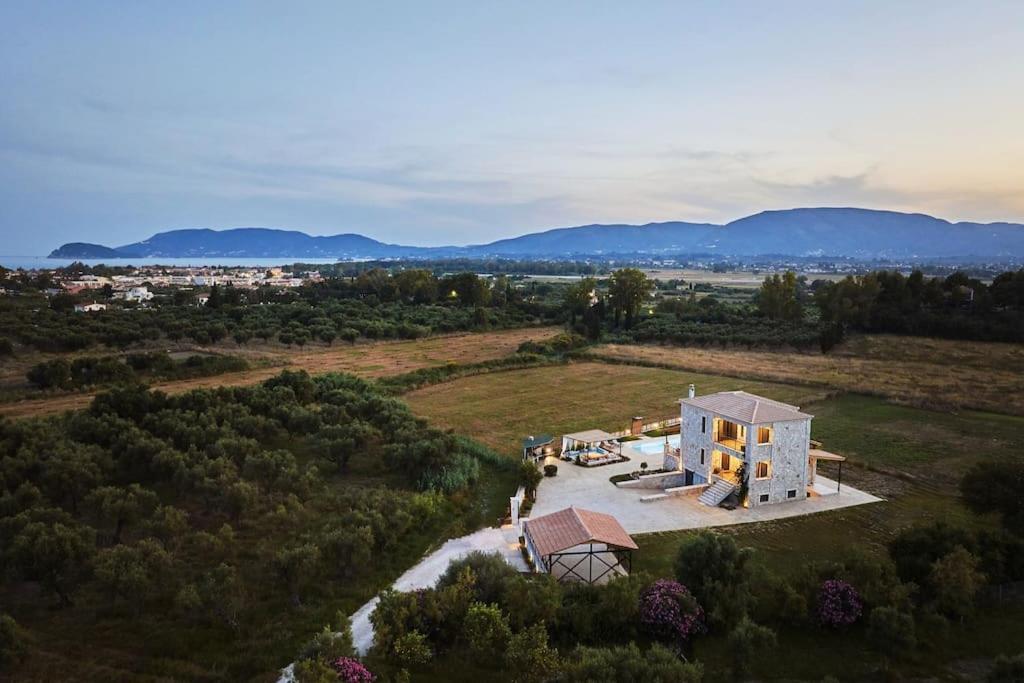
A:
[{"xmin": 49, "ymin": 208, "xmax": 1024, "ymax": 260}]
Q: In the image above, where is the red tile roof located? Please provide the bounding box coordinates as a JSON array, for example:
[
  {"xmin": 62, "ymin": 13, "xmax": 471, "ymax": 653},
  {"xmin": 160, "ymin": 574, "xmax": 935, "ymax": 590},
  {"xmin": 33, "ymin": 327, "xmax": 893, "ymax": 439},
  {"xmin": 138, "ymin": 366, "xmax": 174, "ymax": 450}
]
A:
[{"xmin": 524, "ymin": 506, "xmax": 638, "ymax": 557}]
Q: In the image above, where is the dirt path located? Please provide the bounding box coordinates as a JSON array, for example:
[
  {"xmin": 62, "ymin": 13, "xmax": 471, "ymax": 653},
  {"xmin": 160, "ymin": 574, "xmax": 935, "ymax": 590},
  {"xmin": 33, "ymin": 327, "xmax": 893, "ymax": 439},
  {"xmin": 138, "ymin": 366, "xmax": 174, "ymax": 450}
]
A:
[{"xmin": 0, "ymin": 327, "xmax": 561, "ymax": 419}]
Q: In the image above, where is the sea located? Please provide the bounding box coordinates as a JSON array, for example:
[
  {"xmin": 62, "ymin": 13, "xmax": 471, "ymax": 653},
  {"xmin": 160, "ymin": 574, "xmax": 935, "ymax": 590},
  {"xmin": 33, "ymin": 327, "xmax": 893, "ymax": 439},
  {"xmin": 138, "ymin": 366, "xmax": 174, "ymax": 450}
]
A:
[{"xmin": 0, "ymin": 256, "xmax": 343, "ymax": 270}]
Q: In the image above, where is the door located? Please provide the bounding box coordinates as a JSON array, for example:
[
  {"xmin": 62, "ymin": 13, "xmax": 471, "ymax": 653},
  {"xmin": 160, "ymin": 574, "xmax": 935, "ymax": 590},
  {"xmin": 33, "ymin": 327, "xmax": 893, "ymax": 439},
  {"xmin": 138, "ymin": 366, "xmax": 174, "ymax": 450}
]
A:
[{"xmin": 720, "ymin": 452, "xmax": 731, "ymax": 472}]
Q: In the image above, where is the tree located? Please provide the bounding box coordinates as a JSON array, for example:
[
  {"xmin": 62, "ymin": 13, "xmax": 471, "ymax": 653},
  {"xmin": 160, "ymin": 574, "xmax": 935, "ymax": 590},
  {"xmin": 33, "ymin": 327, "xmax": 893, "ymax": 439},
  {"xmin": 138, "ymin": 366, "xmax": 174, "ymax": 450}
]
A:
[
  {"xmin": 393, "ymin": 629, "xmax": 432, "ymax": 667},
  {"xmin": 9, "ymin": 521, "xmax": 95, "ymax": 605},
  {"xmin": 929, "ymin": 546, "xmax": 985, "ymax": 622},
  {"xmin": 518, "ymin": 461, "xmax": 543, "ymax": 500},
  {"xmin": 674, "ymin": 531, "xmax": 754, "ymax": 627},
  {"xmin": 0, "ymin": 614, "xmax": 26, "ymax": 671},
  {"xmin": 40, "ymin": 445, "xmax": 102, "ymax": 514},
  {"xmin": 243, "ymin": 449, "xmax": 298, "ymax": 494},
  {"xmin": 463, "ymin": 602, "xmax": 512, "ymax": 663},
  {"xmin": 563, "ymin": 277, "xmax": 597, "ymax": 327},
  {"xmin": 504, "ymin": 622, "xmax": 560, "ymax": 683},
  {"xmin": 93, "ymin": 539, "xmax": 173, "ymax": 610},
  {"xmin": 757, "ymin": 271, "xmax": 802, "ymax": 321},
  {"xmin": 86, "ymin": 484, "xmax": 159, "ymax": 544},
  {"xmin": 563, "ymin": 642, "xmax": 703, "ymax": 683},
  {"xmin": 866, "ymin": 607, "xmax": 916, "ymax": 661},
  {"xmin": 727, "ymin": 617, "xmax": 776, "ymax": 679},
  {"xmin": 608, "ymin": 268, "xmax": 652, "ymax": 329},
  {"xmin": 961, "ymin": 462, "xmax": 1024, "ymax": 535},
  {"xmin": 275, "ymin": 542, "xmax": 321, "ymax": 606},
  {"xmin": 321, "ymin": 525, "xmax": 373, "ymax": 579}
]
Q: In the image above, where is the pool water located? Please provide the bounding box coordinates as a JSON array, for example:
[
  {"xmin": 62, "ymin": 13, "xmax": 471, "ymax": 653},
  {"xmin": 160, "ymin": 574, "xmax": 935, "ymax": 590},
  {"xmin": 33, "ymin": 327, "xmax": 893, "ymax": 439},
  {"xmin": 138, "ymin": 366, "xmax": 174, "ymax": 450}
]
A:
[{"xmin": 634, "ymin": 435, "xmax": 680, "ymax": 455}]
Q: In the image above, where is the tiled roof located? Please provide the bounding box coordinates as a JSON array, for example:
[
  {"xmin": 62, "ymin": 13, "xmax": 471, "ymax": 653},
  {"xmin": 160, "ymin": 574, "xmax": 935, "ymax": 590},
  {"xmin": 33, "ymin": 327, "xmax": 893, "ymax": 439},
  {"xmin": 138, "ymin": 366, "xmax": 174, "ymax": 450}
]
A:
[
  {"xmin": 680, "ymin": 390, "xmax": 812, "ymax": 424},
  {"xmin": 524, "ymin": 506, "xmax": 638, "ymax": 557}
]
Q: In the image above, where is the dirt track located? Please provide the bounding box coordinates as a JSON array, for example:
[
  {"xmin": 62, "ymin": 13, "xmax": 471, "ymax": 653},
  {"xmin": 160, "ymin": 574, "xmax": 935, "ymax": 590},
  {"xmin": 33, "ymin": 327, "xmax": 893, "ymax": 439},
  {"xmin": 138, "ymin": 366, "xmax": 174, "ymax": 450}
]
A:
[{"xmin": 0, "ymin": 326, "xmax": 561, "ymax": 419}]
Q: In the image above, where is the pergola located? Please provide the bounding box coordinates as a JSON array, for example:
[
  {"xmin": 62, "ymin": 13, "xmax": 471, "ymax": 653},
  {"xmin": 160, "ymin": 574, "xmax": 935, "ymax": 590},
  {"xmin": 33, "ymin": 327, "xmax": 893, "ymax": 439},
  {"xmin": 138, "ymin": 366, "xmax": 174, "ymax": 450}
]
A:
[
  {"xmin": 809, "ymin": 448, "xmax": 846, "ymax": 491},
  {"xmin": 560, "ymin": 429, "xmax": 616, "ymax": 456},
  {"xmin": 523, "ymin": 507, "xmax": 637, "ymax": 584},
  {"xmin": 522, "ymin": 434, "xmax": 554, "ymax": 461}
]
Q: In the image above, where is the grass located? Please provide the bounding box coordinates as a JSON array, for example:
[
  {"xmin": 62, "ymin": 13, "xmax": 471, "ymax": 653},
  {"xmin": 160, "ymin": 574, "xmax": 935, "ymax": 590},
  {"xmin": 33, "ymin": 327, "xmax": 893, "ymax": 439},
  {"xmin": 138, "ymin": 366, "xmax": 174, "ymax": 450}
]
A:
[
  {"xmin": 405, "ymin": 361, "xmax": 827, "ymax": 457},
  {"xmin": 584, "ymin": 332, "xmax": 1024, "ymax": 415},
  {"xmin": 403, "ymin": 359, "xmax": 1024, "ymax": 679}
]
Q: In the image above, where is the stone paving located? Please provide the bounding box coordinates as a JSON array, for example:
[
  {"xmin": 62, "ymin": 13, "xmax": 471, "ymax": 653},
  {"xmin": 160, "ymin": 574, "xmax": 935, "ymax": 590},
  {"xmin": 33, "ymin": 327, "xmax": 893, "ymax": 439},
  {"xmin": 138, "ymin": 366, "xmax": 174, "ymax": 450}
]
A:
[{"xmin": 530, "ymin": 437, "xmax": 881, "ymax": 535}]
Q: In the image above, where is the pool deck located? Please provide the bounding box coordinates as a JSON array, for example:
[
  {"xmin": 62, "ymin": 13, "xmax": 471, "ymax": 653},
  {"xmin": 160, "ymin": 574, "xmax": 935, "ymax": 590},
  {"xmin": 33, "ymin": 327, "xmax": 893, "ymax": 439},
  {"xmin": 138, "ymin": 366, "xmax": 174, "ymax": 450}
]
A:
[{"xmin": 532, "ymin": 438, "xmax": 881, "ymax": 535}]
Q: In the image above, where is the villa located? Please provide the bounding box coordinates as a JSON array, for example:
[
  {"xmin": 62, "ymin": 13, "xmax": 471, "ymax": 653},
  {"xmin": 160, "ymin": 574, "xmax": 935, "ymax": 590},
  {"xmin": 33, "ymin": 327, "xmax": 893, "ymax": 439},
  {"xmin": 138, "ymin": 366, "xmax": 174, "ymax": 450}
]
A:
[{"xmin": 677, "ymin": 385, "xmax": 843, "ymax": 508}]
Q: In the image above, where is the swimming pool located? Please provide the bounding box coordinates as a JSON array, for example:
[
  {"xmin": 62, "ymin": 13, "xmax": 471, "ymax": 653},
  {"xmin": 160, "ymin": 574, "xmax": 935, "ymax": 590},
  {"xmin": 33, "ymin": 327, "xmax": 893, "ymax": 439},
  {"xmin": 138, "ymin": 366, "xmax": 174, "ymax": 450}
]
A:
[{"xmin": 634, "ymin": 435, "xmax": 680, "ymax": 455}]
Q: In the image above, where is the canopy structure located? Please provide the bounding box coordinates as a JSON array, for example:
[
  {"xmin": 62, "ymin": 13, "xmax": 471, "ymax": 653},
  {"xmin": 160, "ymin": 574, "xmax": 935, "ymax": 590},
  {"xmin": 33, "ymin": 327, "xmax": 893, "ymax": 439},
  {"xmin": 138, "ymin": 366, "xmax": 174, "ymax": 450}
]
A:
[
  {"xmin": 562, "ymin": 429, "xmax": 614, "ymax": 445},
  {"xmin": 808, "ymin": 448, "xmax": 846, "ymax": 491},
  {"xmin": 522, "ymin": 434, "xmax": 554, "ymax": 461},
  {"xmin": 523, "ymin": 507, "xmax": 637, "ymax": 584}
]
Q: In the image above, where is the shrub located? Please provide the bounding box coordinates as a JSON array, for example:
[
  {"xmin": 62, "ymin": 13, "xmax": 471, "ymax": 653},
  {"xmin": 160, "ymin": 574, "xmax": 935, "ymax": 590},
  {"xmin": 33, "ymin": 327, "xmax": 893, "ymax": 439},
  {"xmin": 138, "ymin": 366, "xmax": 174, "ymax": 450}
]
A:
[
  {"xmin": 728, "ymin": 617, "xmax": 776, "ymax": 679},
  {"xmin": 866, "ymin": 607, "xmax": 916, "ymax": 659},
  {"xmin": 638, "ymin": 579, "xmax": 706, "ymax": 643},
  {"xmin": 331, "ymin": 657, "xmax": 375, "ymax": 683},
  {"xmin": 816, "ymin": 579, "xmax": 862, "ymax": 628},
  {"xmin": 563, "ymin": 642, "xmax": 703, "ymax": 682},
  {"xmin": 0, "ymin": 614, "xmax": 26, "ymax": 671},
  {"xmin": 392, "ymin": 630, "xmax": 432, "ymax": 667},
  {"xmin": 988, "ymin": 653, "xmax": 1024, "ymax": 682},
  {"xmin": 543, "ymin": 464, "xmax": 558, "ymax": 477},
  {"xmin": 505, "ymin": 622, "xmax": 560, "ymax": 683},
  {"xmin": 463, "ymin": 602, "xmax": 512, "ymax": 663}
]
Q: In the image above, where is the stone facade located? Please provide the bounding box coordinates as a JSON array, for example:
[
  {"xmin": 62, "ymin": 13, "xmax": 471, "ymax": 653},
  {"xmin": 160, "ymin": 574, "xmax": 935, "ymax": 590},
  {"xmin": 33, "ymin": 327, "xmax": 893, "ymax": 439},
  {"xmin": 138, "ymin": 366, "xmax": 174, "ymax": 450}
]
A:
[{"xmin": 679, "ymin": 398, "xmax": 811, "ymax": 507}]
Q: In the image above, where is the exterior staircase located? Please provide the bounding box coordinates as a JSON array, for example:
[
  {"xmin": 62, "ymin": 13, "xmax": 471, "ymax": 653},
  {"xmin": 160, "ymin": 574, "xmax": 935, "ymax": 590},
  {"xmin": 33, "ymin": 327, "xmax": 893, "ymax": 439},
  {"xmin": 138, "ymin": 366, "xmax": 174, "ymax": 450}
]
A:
[{"xmin": 698, "ymin": 479, "xmax": 736, "ymax": 507}]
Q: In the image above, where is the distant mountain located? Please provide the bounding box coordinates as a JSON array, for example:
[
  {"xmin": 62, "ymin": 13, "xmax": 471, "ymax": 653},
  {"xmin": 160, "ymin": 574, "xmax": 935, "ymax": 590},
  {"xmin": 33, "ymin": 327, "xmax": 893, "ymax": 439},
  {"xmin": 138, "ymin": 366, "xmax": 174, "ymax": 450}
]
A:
[
  {"xmin": 49, "ymin": 242, "xmax": 138, "ymax": 259},
  {"xmin": 49, "ymin": 208, "xmax": 1024, "ymax": 260}
]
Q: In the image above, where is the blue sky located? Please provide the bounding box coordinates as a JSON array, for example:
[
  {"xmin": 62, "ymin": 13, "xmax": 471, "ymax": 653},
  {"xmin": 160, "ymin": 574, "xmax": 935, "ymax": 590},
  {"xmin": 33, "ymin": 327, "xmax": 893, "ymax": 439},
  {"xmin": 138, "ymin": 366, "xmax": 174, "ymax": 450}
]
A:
[{"xmin": 2, "ymin": 1, "xmax": 1023, "ymax": 253}]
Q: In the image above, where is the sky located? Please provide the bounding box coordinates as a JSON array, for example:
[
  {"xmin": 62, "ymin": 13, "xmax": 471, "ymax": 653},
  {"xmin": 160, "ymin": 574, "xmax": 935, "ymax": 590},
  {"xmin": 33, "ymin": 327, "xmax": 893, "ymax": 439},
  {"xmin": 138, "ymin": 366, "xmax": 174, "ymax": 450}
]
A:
[{"xmin": 2, "ymin": 1, "xmax": 1024, "ymax": 254}]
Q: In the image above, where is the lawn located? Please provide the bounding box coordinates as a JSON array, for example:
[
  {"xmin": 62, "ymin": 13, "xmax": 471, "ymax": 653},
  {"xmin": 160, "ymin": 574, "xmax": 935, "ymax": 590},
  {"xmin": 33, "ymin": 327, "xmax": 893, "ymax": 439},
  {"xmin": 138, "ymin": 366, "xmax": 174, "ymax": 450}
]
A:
[{"xmin": 405, "ymin": 361, "xmax": 827, "ymax": 457}]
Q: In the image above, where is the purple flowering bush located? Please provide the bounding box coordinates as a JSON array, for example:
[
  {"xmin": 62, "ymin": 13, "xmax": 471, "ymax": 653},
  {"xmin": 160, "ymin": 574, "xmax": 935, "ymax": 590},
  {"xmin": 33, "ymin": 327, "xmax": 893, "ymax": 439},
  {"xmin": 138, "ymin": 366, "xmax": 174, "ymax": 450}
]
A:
[
  {"xmin": 639, "ymin": 579, "xmax": 706, "ymax": 642},
  {"xmin": 816, "ymin": 579, "xmax": 862, "ymax": 628},
  {"xmin": 332, "ymin": 657, "xmax": 375, "ymax": 683}
]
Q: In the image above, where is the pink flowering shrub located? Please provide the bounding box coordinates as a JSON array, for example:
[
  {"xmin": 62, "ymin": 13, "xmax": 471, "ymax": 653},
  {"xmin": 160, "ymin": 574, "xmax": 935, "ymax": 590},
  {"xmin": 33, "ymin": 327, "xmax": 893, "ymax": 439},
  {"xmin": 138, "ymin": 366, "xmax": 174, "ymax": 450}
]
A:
[
  {"xmin": 639, "ymin": 579, "xmax": 706, "ymax": 642},
  {"xmin": 331, "ymin": 657, "xmax": 375, "ymax": 683},
  {"xmin": 816, "ymin": 579, "xmax": 862, "ymax": 628}
]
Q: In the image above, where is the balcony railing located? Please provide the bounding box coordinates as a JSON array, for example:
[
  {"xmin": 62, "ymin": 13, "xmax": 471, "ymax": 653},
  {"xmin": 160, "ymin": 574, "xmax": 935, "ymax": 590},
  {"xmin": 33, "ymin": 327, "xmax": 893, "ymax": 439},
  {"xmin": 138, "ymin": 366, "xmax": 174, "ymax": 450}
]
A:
[{"xmin": 714, "ymin": 435, "xmax": 746, "ymax": 454}]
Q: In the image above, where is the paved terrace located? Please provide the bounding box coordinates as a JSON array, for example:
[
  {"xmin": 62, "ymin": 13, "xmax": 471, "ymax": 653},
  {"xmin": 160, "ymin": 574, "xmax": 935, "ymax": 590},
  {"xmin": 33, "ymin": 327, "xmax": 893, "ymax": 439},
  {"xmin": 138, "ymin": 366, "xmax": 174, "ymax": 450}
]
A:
[{"xmin": 531, "ymin": 437, "xmax": 881, "ymax": 535}]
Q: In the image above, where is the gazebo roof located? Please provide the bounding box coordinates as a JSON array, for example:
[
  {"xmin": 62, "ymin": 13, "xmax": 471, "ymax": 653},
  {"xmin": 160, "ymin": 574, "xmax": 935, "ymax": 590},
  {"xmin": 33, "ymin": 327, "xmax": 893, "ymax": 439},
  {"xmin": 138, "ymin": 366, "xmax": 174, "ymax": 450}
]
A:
[
  {"xmin": 524, "ymin": 506, "xmax": 638, "ymax": 557},
  {"xmin": 562, "ymin": 429, "xmax": 614, "ymax": 444},
  {"xmin": 522, "ymin": 434, "xmax": 554, "ymax": 449}
]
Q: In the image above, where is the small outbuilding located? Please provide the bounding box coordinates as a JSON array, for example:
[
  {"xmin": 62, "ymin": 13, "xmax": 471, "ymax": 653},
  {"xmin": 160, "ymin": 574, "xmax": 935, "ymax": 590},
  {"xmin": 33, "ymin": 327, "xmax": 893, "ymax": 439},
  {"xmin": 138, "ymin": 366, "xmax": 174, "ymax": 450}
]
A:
[
  {"xmin": 522, "ymin": 434, "xmax": 554, "ymax": 462},
  {"xmin": 523, "ymin": 506, "xmax": 637, "ymax": 584}
]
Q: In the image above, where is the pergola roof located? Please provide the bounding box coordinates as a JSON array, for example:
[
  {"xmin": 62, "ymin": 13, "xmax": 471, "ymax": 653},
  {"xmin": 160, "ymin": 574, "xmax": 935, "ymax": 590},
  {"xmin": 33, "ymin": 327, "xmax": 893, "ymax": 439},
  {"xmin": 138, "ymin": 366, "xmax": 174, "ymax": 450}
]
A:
[
  {"xmin": 562, "ymin": 429, "xmax": 614, "ymax": 444},
  {"xmin": 524, "ymin": 506, "xmax": 638, "ymax": 557},
  {"xmin": 522, "ymin": 434, "xmax": 554, "ymax": 449},
  {"xmin": 809, "ymin": 448, "xmax": 846, "ymax": 461},
  {"xmin": 680, "ymin": 390, "xmax": 812, "ymax": 424}
]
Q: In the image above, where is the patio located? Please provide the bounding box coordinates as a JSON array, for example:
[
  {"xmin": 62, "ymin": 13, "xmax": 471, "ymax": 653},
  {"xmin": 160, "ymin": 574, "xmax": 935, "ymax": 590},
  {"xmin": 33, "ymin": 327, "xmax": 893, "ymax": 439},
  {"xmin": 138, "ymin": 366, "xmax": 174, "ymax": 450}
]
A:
[{"xmin": 530, "ymin": 436, "xmax": 881, "ymax": 535}]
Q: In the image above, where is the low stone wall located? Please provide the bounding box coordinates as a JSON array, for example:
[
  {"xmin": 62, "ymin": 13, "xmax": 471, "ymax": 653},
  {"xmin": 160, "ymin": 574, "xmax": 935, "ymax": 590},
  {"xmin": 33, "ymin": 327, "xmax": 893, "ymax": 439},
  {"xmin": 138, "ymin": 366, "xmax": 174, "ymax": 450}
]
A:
[{"xmin": 616, "ymin": 471, "xmax": 688, "ymax": 490}]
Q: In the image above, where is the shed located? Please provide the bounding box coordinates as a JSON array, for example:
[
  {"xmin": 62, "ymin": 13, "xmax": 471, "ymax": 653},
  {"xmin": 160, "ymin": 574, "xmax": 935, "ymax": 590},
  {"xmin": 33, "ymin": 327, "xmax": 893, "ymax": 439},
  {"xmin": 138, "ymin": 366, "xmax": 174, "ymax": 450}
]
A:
[
  {"xmin": 522, "ymin": 434, "xmax": 554, "ymax": 461},
  {"xmin": 523, "ymin": 507, "xmax": 637, "ymax": 584}
]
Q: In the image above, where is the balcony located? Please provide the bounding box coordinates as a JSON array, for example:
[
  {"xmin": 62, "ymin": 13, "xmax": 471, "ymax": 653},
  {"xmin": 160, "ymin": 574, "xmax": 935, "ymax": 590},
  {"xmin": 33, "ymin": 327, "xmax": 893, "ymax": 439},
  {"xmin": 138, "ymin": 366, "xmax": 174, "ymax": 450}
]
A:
[{"xmin": 714, "ymin": 434, "xmax": 746, "ymax": 456}]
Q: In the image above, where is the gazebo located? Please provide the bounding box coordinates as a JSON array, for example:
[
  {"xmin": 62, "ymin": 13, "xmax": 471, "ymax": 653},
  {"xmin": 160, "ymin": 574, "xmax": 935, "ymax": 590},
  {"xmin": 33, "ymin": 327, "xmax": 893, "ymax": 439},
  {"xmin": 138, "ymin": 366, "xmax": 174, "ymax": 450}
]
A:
[
  {"xmin": 522, "ymin": 434, "xmax": 554, "ymax": 462},
  {"xmin": 522, "ymin": 507, "xmax": 637, "ymax": 584},
  {"xmin": 559, "ymin": 429, "xmax": 619, "ymax": 463},
  {"xmin": 808, "ymin": 448, "xmax": 846, "ymax": 492}
]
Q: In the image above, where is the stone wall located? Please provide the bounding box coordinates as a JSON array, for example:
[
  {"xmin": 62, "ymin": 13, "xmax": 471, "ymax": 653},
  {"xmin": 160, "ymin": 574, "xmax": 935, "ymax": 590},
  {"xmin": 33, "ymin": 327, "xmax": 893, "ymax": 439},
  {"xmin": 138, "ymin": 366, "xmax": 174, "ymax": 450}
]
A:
[{"xmin": 746, "ymin": 418, "xmax": 810, "ymax": 507}]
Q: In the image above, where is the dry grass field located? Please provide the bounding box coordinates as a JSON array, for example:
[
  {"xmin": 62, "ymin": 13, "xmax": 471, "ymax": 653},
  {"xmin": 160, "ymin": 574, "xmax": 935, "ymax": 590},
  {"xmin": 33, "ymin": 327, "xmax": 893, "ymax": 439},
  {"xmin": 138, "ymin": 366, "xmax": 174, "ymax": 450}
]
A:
[
  {"xmin": 405, "ymin": 361, "xmax": 827, "ymax": 457},
  {"xmin": 584, "ymin": 334, "xmax": 1024, "ymax": 415},
  {"xmin": 0, "ymin": 326, "xmax": 561, "ymax": 419}
]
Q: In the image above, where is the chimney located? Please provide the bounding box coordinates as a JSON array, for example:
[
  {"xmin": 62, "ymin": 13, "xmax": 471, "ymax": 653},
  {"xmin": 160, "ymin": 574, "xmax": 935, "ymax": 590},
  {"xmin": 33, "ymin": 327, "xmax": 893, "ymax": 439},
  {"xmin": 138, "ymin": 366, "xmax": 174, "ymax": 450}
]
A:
[
  {"xmin": 688, "ymin": 384, "xmax": 696, "ymax": 399},
  {"xmin": 631, "ymin": 416, "xmax": 643, "ymax": 436}
]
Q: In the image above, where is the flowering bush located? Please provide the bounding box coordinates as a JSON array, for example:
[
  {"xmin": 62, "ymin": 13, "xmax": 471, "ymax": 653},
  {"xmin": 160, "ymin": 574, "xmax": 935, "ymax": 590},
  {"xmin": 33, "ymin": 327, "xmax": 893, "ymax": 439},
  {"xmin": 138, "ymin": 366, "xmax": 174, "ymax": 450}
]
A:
[
  {"xmin": 639, "ymin": 579, "xmax": 706, "ymax": 642},
  {"xmin": 331, "ymin": 657, "xmax": 375, "ymax": 683},
  {"xmin": 816, "ymin": 579, "xmax": 862, "ymax": 628}
]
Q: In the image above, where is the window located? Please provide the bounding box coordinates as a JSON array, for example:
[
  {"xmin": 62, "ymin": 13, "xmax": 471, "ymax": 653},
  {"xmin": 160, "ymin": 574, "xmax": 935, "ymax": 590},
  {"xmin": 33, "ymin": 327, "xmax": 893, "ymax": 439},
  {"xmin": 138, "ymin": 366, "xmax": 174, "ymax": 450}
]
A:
[
  {"xmin": 756, "ymin": 461, "xmax": 770, "ymax": 479},
  {"xmin": 759, "ymin": 493, "xmax": 770, "ymax": 503},
  {"xmin": 701, "ymin": 416, "xmax": 706, "ymax": 434},
  {"xmin": 757, "ymin": 427, "xmax": 772, "ymax": 444},
  {"xmin": 699, "ymin": 448, "xmax": 705, "ymax": 465},
  {"xmin": 787, "ymin": 489, "xmax": 797, "ymax": 499}
]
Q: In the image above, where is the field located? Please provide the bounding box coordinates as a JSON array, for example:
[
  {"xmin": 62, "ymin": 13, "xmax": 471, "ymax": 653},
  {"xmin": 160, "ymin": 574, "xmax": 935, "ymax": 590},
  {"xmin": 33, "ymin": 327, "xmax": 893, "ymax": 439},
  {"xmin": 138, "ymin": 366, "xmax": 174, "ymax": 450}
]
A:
[
  {"xmin": 585, "ymin": 333, "xmax": 1024, "ymax": 415},
  {"xmin": 0, "ymin": 326, "xmax": 560, "ymax": 419},
  {"xmin": 405, "ymin": 358, "xmax": 1024, "ymax": 679}
]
